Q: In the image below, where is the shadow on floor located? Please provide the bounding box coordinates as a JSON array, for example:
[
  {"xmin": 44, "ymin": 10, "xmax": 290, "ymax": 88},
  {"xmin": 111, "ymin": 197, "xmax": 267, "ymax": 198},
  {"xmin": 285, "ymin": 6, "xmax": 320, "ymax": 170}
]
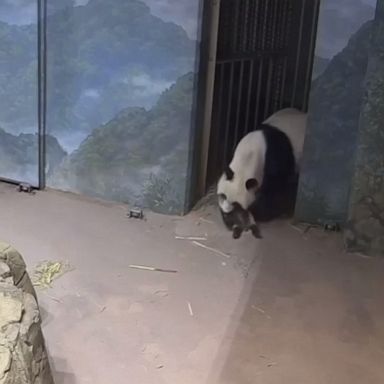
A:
[
  {"xmin": 47, "ymin": 346, "xmax": 77, "ymax": 384},
  {"xmin": 51, "ymin": 370, "xmax": 77, "ymax": 384},
  {"xmin": 207, "ymin": 224, "xmax": 384, "ymax": 384}
]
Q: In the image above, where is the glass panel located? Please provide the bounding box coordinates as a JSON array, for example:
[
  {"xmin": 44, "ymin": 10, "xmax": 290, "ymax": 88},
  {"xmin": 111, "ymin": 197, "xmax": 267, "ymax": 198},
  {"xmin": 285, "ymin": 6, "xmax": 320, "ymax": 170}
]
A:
[
  {"xmin": 45, "ymin": 0, "xmax": 201, "ymax": 214},
  {"xmin": 0, "ymin": 1, "xmax": 39, "ymax": 185}
]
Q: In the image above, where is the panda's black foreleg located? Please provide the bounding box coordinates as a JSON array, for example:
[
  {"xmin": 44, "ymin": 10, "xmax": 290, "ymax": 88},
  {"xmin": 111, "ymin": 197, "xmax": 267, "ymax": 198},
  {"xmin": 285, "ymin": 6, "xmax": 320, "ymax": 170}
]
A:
[
  {"xmin": 232, "ymin": 225, "xmax": 243, "ymax": 239},
  {"xmin": 247, "ymin": 210, "xmax": 262, "ymax": 239},
  {"xmin": 249, "ymin": 224, "xmax": 262, "ymax": 239}
]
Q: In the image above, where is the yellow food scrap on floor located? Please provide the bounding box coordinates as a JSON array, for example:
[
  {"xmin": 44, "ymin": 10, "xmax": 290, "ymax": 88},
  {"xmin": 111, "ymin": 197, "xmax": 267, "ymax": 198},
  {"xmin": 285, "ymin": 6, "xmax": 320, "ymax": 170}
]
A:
[{"xmin": 32, "ymin": 261, "xmax": 73, "ymax": 289}]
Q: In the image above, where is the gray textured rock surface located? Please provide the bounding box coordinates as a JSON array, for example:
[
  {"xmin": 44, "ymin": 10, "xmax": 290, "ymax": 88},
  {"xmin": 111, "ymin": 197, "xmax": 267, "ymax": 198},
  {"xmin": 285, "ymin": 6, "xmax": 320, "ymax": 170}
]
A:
[
  {"xmin": 346, "ymin": 2, "xmax": 384, "ymax": 257},
  {"xmin": 0, "ymin": 243, "xmax": 54, "ymax": 384},
  {"xmin": 0, "ymin": 242, "xmax": 36, "ymax": 300}
]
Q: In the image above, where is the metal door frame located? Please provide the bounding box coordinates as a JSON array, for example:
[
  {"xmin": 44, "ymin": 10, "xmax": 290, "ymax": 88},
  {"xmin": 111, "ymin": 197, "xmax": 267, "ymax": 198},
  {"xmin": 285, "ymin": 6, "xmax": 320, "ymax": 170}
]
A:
[
  {"xmin": 37, "ymin": 0, "xmax": 47, "ymax": 190},
  {"xmin": 184, "ymin": 0, "xmax": 222, "ymax": 211}
]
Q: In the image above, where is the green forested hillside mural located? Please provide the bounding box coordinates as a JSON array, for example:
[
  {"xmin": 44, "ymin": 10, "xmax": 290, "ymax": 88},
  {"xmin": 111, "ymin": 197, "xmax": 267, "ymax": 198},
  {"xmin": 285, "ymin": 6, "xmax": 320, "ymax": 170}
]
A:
[
  {"xmin": 0, "ymin": 0, "xmax": 201, "ymax": 213},
  {"xmin": 46, "ymin": 0, "xmax": 201, "ymax": 213},
  {"xmin": 52, "ymin": 73, "xmax": 195, "ymax": 213}
]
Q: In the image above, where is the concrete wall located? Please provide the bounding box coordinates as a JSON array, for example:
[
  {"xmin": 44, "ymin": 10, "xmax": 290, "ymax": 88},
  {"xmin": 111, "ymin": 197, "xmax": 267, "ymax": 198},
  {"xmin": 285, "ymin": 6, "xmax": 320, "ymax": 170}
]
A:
[{"xmin": 0, "ymin": 242, "xmax": 54, "ymax": 384}]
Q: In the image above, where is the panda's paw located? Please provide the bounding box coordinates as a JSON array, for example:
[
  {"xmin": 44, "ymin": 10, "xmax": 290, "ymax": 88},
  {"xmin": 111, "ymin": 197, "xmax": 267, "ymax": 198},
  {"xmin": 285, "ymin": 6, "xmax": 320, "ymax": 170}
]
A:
[
  {"xmin": 232, "ymin": 225, "xmax": 243, "ymax": 239},
  {"xmin": 250, "ymin": 224, "xmax": 262, "ymax": 239}
]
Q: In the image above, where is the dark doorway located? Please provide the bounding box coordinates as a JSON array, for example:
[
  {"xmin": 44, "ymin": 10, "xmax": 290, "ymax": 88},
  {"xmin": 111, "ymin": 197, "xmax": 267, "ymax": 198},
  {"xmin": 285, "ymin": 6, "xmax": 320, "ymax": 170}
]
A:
[{"xmin": 204, "ymin": 0, "xmax": 320, "ymax": 190}]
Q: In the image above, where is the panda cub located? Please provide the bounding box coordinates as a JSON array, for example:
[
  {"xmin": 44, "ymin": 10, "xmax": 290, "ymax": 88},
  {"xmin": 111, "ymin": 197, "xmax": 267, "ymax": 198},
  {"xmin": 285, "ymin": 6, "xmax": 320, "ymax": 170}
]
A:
[{"xmin": 217, "ymin": 108, "xmax": 307, "ymax": 239}]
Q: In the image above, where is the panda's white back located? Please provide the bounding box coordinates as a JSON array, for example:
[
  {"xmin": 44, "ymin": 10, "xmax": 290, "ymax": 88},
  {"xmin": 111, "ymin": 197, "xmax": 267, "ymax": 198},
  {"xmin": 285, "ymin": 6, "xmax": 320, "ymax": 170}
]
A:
[
  {"xmin": 229, "ymin": 130, "xmax": 266, "ymax": 184},
  {"xmin": 217, "ymin": 130, "xmax": 266, "ymax": 212},
  {"xmin": 263, "ymin": 108, "xmax": 307, "ymax": 167}
]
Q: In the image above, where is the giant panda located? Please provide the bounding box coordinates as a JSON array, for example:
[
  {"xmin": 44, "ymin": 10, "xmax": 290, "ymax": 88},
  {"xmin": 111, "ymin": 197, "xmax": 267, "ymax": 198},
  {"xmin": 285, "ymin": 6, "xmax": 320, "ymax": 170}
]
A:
[{"xmin": 217, "ymin": 108, "xmax": 307, "ymax": 238}]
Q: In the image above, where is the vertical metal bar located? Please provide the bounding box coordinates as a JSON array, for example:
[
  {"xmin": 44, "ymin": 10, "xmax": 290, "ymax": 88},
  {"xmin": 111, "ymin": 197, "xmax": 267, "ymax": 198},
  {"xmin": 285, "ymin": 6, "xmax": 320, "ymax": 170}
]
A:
[
  {"xmin": 264, "ymin": 57, "xmax": 274, "ymax": 118},
  {"xmin": 234, "ymin": 60, "xmax": 244, "ymax": 145},
  {"xmin": 251, "ymin": 0, "xmax": 259, "ymax": 51},
  {"xmin": 223, "ymin": 62, "xmax": 235, "ymax": 167},
  {"xmin": 42, "ymin": 0, "xmax": 47, "ymax": 185},
  {"xmin": 270, "ymin": 0, "xmax": 275, "ymax": 49},
  {"xmin": 245, "ymin": 0, "xmax": 253, "ymax": 52},
  {"xmin": 244, "ymin": 0, "xmax": 251, "ymax": 53},
  {"xmin": 239, "ymin": 0, "xmax": 245, "ymax": 53},
  {"xmin": 268, "ymin": 0, "xmax": 275, "ymax": 50},
  {"xmin": 283, "ymin": 1, "xmax": 293, "ymax": 50},
  {"xmin": 270, "ymin": 0, "xmax": 280, "ymax": 112},
  {"xmin": 37, "ymin": 0, "xmax": 41, "ymax": 187},
  {"xmin": 291, "ymin": 0, "xmax": 306, "ymax": 107},
  {"xmin": 37, "ymin": 0, "xmax": 47, "ymax": 190},
  {"xmin": 261, "ymin": 0, "xmax": 269, "ymax": 50},
  {"xmin": 276, "ymin": 0, "xmax": 284, "ymax": 49},
  {"xmin": 271, "ymin": 60, "xmax": 280, "ymax": 112},
  {"xmin": 271, "ymin": 0, "xmax": 279, "ymax": 50},
  {"xmin": 280, "ymin": 1, "xmax": 292, "ymax": 109},
  {"xmin": 212, "ymin": 63, "xmax": 226, "ymax": 177},
  {"xmin": 283, "ymin": 0, "xmax": 291, "ymax": 47},
  {"xmin": 279, "ymin": 56, "xmax": 288, "ymax": 108},
  {"xmin": 303, "ymin": 0, "xmax": 320, "ymax": 110},
  {"xmin": 232, "ymin": 1, "xmax": 240, "ymax": 53},
  {"xmin": 244, "ymin": 59, "xmax": 254, "ymax": 135},
  {"xmin": 254, "ymin": 58, "xmax": 264, "ymax": 128}
]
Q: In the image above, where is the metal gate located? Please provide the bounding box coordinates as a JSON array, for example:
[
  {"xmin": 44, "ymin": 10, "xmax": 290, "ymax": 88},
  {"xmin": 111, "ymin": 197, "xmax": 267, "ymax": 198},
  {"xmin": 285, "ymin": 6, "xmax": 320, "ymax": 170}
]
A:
[{"xmin": 206, "ymin": 0, "xmax": 320, "ymax": 188}]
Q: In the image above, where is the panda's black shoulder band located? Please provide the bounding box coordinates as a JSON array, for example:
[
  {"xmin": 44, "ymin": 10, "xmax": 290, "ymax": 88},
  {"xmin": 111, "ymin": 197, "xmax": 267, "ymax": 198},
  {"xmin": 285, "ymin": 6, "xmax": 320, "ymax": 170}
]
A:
[{"xmin": 224, "ymin": 166, "xmax": 234, "ymax": 180}]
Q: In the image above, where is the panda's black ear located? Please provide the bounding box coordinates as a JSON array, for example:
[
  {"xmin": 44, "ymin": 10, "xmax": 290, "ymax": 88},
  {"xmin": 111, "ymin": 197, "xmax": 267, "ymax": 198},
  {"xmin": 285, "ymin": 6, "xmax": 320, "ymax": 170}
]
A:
[
  {"xmin": 224, "ymin": 166, "xmax": 234, "ymax": 180},
  {"xmin": 245, "ymin": 178, "xmax": 258, "ymax": 191}
]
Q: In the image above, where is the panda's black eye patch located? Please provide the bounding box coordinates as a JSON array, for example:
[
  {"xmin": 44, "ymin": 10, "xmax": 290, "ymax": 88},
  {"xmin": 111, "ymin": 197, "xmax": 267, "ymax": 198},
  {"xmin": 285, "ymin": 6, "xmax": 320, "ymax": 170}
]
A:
[
  {"xmin": 218, "ymin": 193, "xmax": 227, "ymax": 200},
  {"xmin": 245, "ymin": 178, "xmax": 258, "ymax": 190}
]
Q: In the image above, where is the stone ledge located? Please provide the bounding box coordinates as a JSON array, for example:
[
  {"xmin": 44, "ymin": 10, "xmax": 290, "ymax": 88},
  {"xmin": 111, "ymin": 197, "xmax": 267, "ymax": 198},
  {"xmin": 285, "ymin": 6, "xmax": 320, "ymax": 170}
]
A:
[
  {"xmin": 0, "ymin": 244, "xmax": 54, "ymax": 384},
  {"xmin": 0, "ymin": 242, "xmax": 36, "ymax": 300}
]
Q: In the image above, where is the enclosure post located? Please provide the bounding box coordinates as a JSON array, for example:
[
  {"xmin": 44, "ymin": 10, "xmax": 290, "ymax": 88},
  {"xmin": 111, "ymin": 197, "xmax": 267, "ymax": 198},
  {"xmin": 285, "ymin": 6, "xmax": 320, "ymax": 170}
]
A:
[{"xmin": 37, "ymin": 0, "xmax": 47, "ymax": 190}]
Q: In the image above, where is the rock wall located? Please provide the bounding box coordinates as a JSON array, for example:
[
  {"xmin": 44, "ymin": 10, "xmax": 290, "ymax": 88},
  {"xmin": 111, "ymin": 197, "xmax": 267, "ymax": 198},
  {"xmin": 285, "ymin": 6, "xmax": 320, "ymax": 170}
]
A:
[
  {"xmin": 345, "ymin": 2, "xmax": 384, "ymax": 257},
  {"xmin": 295, "ymin": 0, "xmax": 376, "ymax": 225},
  {"xmin": 0, "ymin": 242, "xmax": 54, "ymax": 384}
]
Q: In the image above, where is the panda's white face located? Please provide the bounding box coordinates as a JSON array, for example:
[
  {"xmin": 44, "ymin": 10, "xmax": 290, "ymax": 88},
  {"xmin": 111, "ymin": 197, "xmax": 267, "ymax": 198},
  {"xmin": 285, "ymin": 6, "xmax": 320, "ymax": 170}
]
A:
[
  {"xmin": 218, "ymin": 191, "xmax": 233, "ymax": 213},
  {"xmin": 217, "ymin": 108, "xmax": 306, "ymax": 225},
  {"xmin": 217, "ymin": 168, "xmax": 259, "ymax": 213}
]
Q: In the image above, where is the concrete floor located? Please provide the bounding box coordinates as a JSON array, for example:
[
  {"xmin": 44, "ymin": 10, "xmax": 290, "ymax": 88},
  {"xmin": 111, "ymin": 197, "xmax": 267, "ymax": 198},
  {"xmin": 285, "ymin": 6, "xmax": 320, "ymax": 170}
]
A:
[{"xmin": 0, "ymin": 183, "xmax": 383, "ymax": 384}]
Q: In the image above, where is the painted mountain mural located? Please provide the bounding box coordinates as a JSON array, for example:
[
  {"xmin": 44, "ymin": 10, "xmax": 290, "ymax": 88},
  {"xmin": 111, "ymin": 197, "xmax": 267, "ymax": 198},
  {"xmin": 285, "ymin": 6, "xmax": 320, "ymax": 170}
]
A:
[
  {"xmin": 50, "ymin": 73, "xmax": 195, "ymax": 213},
  {"xmin": 0, "ymin": 20, "xmax": 37, "ymax": 135},
  {"xmin": 43, "ymin": 0, "xmax": 199, "ymax": 213},
  {"xmin": 0, "ymin": 0, "xmax": 199, "ymax": 212},
  {"xmin": 297, "ymin": 20, "xmax": 373, "ymax": 221},
  {"xmin": 0, "ymin": 128, "xmax": 66, "ymax": 183}
]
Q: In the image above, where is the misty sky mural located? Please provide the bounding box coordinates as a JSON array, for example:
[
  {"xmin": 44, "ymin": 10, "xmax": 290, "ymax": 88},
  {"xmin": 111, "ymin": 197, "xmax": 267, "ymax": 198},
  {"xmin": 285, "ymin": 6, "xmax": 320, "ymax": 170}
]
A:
[{"xmin": 315, "ymin": 0, "xmax": 376, "ymax": 59}]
